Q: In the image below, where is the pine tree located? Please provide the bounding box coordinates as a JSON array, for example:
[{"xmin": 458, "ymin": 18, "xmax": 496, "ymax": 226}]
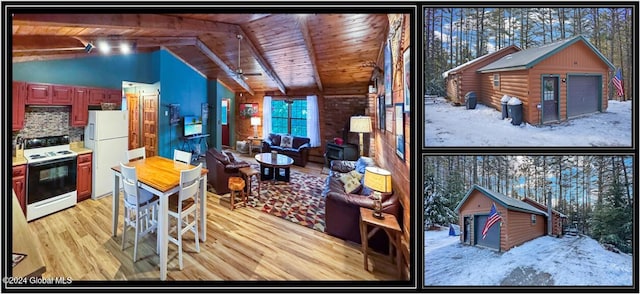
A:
[{"xmin": 424, "ymin": 172, "xmax": 455, "ymax": 229}]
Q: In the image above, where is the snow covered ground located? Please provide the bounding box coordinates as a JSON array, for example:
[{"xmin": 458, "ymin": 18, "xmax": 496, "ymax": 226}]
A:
[
  {"xmin": 425, "ymin": 97, "xmax": 632, "ymax": 147},
  {"xmin": 424, "ymin": 229, "xmax": 633, "ymax": 286}
]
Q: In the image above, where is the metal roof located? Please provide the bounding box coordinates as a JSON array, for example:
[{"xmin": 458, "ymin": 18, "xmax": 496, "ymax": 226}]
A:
[
  {"xmin": 477, "ymin": 35, "xmax": 615, "ymax": 73},
  {"xmin": 442, "ymin": 45, "xmax": 520, "ymax": 78},
  {"xmin": 455, "ymin": 184, "xmax": 548, "ymax": 216}
]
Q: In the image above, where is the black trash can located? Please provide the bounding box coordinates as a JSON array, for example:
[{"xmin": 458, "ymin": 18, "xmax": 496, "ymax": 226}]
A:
[
  {"xmin": 465, "ymin": 91, "xmax": 477, "ymax": 109},
  {"xmin": 507, "ymin": 97, "xmax": 523, "ymax": 125},
  {"xmin": 500, "ymin": 95, "xmax": 510, "ymax": 120}
]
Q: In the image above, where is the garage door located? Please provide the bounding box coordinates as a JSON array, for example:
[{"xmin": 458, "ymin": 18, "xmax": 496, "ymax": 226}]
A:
[
  {"xmin": 567, "ymin": 75, "xmax": 600, "ymax": 117},
  {"xmin": 475, "ymin": 215, "xmax": 500, "ymax": 250}
]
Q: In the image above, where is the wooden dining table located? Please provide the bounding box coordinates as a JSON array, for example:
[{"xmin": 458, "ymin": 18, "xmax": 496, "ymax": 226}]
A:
[{"xmin": 111, "ymin": 156, "xmax": 208, "ymax": 280}]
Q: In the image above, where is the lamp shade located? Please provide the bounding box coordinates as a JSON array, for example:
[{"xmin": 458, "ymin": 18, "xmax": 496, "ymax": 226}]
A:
[
  {"xmin": 250, "ymin": 116, "xmax": 261, "ymax": 126},
  {"xmin": 363, "ymin": 166, "xmax": 392, "ymax": 193},
  {"xmin": 350, "ymin": 116, "xmax": 372, "ymax": 133}
]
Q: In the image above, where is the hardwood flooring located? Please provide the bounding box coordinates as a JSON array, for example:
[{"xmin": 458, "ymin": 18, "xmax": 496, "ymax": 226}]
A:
[{"xmin": 25, "ymin": 152, "xmax": 401, "ymax": 283}]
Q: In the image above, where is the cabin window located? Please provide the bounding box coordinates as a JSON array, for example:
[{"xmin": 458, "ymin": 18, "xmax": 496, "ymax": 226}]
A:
[
  {"xmin": 271, "ymin": 99, "xmax": 307, "ymax": 137},
  {"xmin": 531, "ymin": 214, "xmax": 537, "ymax": 224},
  {"xmin": 493, "ymin": 74, "xmax": 500, "ymax": 87}
]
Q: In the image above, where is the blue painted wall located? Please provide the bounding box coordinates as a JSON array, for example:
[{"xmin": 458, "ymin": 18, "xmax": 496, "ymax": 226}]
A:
[
  {"xmin": 158, "ymin": 50, "xmax": 208, "ymax": 159},
  {"xmin": 12, "ymin": 52, "xmax": 158, "ymax": 88}
]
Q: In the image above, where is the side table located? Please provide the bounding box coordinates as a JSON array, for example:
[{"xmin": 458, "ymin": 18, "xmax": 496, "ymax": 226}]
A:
[
  {"xmin": 239, "ymin": 166, "xmax": 260, "ymax": 198},
  {"xmin": 247, "ymin": 137, "xmax": 263, "ymax": 157},
  {"xmin": 359, "ymin": 207, "xmax": 402, "ymax": 279}
]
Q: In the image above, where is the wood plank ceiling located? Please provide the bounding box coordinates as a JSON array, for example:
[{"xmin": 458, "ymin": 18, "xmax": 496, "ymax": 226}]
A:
[{"xmin": 12, "ymin": 13, "xmax": 389, "ymax": 96}]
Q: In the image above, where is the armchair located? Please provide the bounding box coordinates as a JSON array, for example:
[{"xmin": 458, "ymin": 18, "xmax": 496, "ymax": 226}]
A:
[{"xmin": 205, "ymin": 148, "xmax": 250, "ymax": 195}]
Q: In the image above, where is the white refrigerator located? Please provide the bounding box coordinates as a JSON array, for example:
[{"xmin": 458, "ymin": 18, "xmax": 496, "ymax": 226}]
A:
[{"xmin": 84, "ymin": 110, "xmax": 129, "ymax": 199}]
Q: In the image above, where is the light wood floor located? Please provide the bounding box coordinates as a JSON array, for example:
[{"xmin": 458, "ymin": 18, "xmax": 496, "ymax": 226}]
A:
[{"xmin": 26, "ymin": 152, "xmax": 400, "ymax": 281}]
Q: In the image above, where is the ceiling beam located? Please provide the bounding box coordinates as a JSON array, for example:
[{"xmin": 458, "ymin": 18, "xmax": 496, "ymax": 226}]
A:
[
  {"xmin": 195, "ymin": 39, "xmax": 254, "ymax": 96},
  {"xmin": 295, "ymin": 16, "xmax": 323, "ymax": 92},
  {"xmin": 12, "ymin": 14, "xmax": 238, "ymax": 34},
  {"xmin": 12, "ymin": 36, "xmax": 197, "ymax": 52},
  {"xmin": 237, "ymin": 29, "xmax": 286, "ymax": 95}
]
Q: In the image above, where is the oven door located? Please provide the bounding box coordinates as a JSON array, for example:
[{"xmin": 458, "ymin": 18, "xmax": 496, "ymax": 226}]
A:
[{"xmin": 27, "ymin": 157, "xmax": 77, "ymax": 205}]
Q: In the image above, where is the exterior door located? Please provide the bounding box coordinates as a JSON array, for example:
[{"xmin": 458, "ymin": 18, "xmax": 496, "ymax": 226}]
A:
[
  {"xmin": 463, "ymin": 217, "xmax": 471, "ymax": 244},
  {"xmin": 475, "ymin": 214, "xmax": 500, "ymax": 250},
  {"xmin": 142, "ymin": 93, "xmax": 158, "ymax": 157},
  {"xmin": 126, "ymin": 93, "xmax": 140, "ymax": 150},
  {"xmin": 221, "ymin": 99, "xmax": 230, "ymax": 147},
  {"xmin": 542, "ymin": 76, "xmax": 559, "ymax": 123}
]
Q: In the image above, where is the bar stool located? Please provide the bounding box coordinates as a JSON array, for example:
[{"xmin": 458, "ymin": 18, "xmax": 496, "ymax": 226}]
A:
[
  {"xmin": 239, "ymin": 166, "xmax": 260, "ymax": 198},
  {"xmin": 228, "ymin": 177, "xmax": 246, "ymax": 210}
]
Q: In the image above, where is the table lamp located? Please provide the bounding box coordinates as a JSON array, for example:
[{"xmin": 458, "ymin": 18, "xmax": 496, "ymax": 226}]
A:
[
  {"xmin": 250, "ymin": 117, "xmax": 261, "ymax": 138},
  {"xmin": 363, "ymin": 166, "xmax": 392, "ymax": 219},
  {"xmin": 349, "ymin": 116, "xmax": 372, "ymax": 157}
]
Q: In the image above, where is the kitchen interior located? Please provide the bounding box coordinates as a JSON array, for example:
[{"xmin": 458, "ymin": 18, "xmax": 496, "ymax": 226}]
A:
[{"xmin": 11, "ymin": 80, "xmax": 157, "ymax": 277}]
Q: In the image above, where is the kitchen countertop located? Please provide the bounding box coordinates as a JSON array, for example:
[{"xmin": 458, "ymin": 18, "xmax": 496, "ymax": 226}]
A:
[{"xmin": 12, "ymin": 144, "xmax": 92, "ymax": 166}]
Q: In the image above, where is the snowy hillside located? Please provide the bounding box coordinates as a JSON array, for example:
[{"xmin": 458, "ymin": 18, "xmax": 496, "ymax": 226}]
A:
[
  {"xmin": 424, "ymin": 229, "xmax": 633, "ymax": 286},
  {"xmin": 425, "ymin": 97, "xmax": 632, "ymax": 147}
]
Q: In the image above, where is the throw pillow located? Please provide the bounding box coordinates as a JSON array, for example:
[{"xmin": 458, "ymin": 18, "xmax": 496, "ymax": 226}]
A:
[
  {"xmin": 339, "ymin": 173, "xmax": 352, "ymax": 185},
  {"xmin": 280, "ymin": 135, "xmax": 293, "ymax": 148},
  {"xmin": 343, "ymin": 177, "xmax": 362, "ymax": 194},
  {"xmin": 210, "ymin": 148, "xmax": 230, "ymax": 165},
  {"xmin": 355, "ymin": 156, "xmax": 375, "ymax": 174},
  {"xmin": 349, "ymin": 170, "xmax": 363, "ymax": 181},
  {"xmin": 224, "ymin": 151, "xmax": 237, "ymax": 163}
]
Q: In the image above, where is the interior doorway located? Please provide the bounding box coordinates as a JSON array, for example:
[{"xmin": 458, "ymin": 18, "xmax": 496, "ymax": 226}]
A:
[
  {"xmin": 123, "ymin": 82, "xmax": 158, "ymax": 158},
  {"xmin": 221, "ymin": 98, "xmax": 230, "ymax": 147}
]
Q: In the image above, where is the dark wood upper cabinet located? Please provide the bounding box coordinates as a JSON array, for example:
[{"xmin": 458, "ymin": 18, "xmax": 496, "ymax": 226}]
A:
[
  {"xmin": 25, "ymin": 83, "xmax": 51, "ymax": 104},
  {"xmin": 51, "ymin": 85, "xmax": 73, "ymax": 105},
  {"xmin": 12, "ymin": 81, "xmax": 26, "ymax": 131}
]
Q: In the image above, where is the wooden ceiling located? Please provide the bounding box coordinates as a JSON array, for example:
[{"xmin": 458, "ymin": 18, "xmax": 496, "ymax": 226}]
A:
[{"xmin": 12, "ymin": 13, "xmax": 390, "ymax": 96}]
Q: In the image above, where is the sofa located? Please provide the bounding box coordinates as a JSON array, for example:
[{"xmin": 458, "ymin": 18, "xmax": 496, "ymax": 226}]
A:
[
  {"xmin": 205, "ymin": 147, "xmax": 250, "ymax": 195},
  {"xmin": 261, "ymin": 133, "xmax": 310, "ymax": 167},
  {"xmin": 323, "ymin": 157, "xmax": 401, "ymax": 253}
]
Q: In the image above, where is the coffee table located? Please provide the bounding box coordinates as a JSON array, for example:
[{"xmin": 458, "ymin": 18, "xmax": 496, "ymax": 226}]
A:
[{"xmin": 254, "ymin": 153, "xmax": 294, "ymax": 183}]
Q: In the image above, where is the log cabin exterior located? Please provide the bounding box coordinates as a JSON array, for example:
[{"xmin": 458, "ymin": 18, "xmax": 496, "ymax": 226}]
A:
[
  {"xmin": 442, "ymin": 45, "xmax": 520, "ymax": 105},
  {"xmin": 522, "ymin": 197, "xmax": 568, "ymax": 237},
  {"xmin": 455, "ymin": 185, "xmax": 548, "ymax": 252},
  {"xmin": 476, "ymin": 35, "xmax": 615, "ymax": 125}
]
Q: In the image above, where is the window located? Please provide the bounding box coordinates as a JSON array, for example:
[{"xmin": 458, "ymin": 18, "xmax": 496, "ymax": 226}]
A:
[
  {"xmin": 271, "ymin": 99, "xmax": 307, "ymax": 137},
  {"xmin": 493, "ymin": 74, "xmax": 500, "ymax": 87},
  {"xmin": 531, "ymin": 214, "xmax": 536, "ymax": 224}
]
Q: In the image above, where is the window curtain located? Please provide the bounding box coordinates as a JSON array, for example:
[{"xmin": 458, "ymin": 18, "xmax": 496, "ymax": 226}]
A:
[
  {"xmin": 262, "ymin": 96, "xmax": 272, "ymax": 140},
  {"xmin": 306, "ymin": 95, "xmax": 321, "ymax": 147}
]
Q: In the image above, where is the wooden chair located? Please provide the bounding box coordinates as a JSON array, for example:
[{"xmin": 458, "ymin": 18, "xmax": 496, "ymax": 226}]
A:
[
  {"xmin": 167, "ymin": 163, "xmax": 202, "ymax": 270},
  {"xmin": 173, "ymin": 149, "xmax": 192, "ymax": 164},
  {"xmin": 120, "ymin": 163, "xmax": 159, "ymax": 262},
  {"xmin": 126, "ymin": 147, "xmax": 146, "ymax": 162}
]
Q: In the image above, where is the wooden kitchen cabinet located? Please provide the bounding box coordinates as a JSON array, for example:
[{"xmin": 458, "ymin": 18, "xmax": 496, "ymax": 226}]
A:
[
  {"xmin": 76, "ymin": 153, "xmax": 92, "ymax": 202},
  {"xmin": 25, "ymin": 83, "xmax": 51, "ymax": 104},
  {"xmin": 71, "ymin": 87, "xmax": 89, "ymax": 126},
  {"xmin": 88, "ymin": 88, "xmax": 106, "ymax": 105},
  {"xmin": 106, "ymin": 89, "xmax": 122, "ymax": 104},
  {"xmin": 51, "ymin": 85, "xmax": 73, "ymax": 105},
  {"xmin": 12, "ymin": 81, "xmax": 26, "ymax": 131},
  {"xmin": 12, "ymin": 164, "xmax": 27, "ymax": 216}
]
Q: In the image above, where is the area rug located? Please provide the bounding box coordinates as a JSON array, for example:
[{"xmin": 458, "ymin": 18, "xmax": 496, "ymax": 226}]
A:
[{"xmin": 246, "ymin": 164, "xmax": 326, "ymax": 233}]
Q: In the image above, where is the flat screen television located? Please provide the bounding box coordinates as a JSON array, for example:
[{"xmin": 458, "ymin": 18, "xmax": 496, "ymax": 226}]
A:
[{"xmin": 183, "ymin": 116, "xmax": 203, "ymax": 137}]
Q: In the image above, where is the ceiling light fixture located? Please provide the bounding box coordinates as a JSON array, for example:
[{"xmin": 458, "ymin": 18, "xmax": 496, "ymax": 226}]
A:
[
  {"xmin": 119, "ymin": 42, "xmax": 131, "ymax": 54},
  {"xmin": 97, "ymin": 40, "xmax": 110, "ymax": 54},
  {"xmin": 84, "ymin": 43, "xmax": 94, "ymax": 53}
]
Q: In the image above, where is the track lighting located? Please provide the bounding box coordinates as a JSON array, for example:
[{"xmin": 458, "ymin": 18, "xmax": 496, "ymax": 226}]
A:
[{"xmin": 84, "ymin": 43, "xmax": 94, "ymax": 53}]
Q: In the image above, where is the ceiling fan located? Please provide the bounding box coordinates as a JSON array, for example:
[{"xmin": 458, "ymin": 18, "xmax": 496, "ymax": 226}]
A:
[{"xmin": 234, "ymin": 34, "xmax": 262, "ymax": 79}]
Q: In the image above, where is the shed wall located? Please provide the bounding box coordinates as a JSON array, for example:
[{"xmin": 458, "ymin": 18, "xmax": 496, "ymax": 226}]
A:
[{"xmin": 505, "ymin": 210, "xmax": 546, "ymax": 250}]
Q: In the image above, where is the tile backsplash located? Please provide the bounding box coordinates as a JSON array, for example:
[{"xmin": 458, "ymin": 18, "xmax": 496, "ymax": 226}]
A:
[{"xmin": 13, "ymin": 106, "xmax": 84, "ymax": 142}]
